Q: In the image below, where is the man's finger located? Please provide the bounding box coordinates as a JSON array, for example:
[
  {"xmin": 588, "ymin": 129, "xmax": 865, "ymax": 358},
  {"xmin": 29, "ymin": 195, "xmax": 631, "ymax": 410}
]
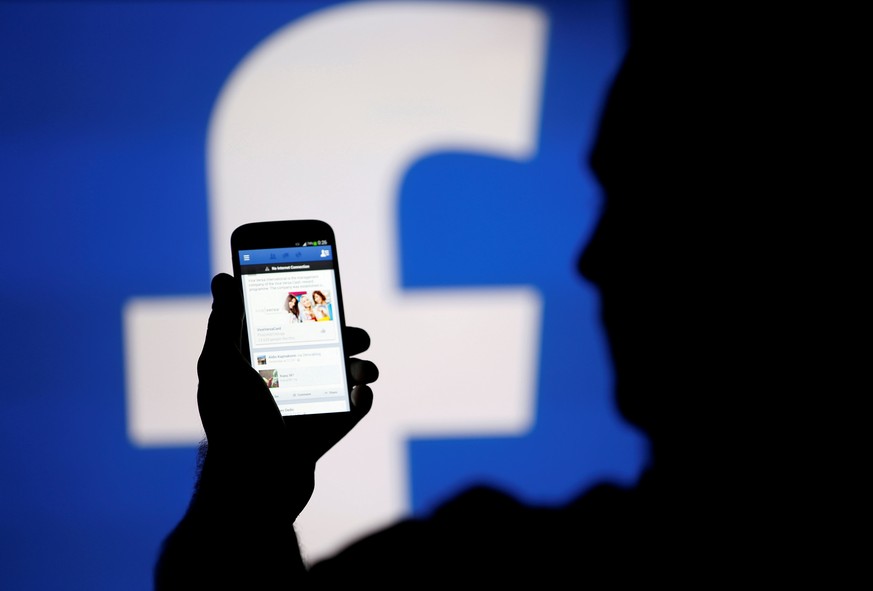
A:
[
  {"xmin": 343, "ymin": 326, "xmax": 371, "ymax": 357},
  {"xmin": 349, "ymin": 358, "xmax": 379, "ymax": 384},
  {"xmin": 206, "ymin": 273, "xmax": 243, "ymax": 346},
  {"xmin": 351, "ymin": 384, "xmax": 373, "ymax": 417}
]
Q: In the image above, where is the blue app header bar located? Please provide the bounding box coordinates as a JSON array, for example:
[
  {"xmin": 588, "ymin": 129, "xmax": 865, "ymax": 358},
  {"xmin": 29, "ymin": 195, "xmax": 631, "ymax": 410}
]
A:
[{"xmin": 239, "ymin": 245, "xmax": 333, "ymax": 265}]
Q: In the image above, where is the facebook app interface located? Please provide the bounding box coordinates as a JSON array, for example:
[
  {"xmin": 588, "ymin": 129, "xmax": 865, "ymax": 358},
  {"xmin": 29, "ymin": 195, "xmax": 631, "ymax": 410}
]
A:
[{"xmin": 238, "ymin": 245, "xmax": 350, "ymax": 416}]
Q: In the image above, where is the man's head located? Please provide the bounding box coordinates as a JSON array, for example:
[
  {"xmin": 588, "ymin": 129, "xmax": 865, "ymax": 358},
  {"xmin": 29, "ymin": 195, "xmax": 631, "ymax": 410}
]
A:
[{"xmin": 579, "ymin": 5, "xmax": 723, "ymax": 463}]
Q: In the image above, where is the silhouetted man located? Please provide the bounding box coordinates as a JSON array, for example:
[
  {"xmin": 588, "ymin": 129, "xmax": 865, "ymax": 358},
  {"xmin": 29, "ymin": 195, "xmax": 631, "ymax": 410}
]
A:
[{"xmin": 155, "ymin": 3, "xmax": 760, "ymax": 588}]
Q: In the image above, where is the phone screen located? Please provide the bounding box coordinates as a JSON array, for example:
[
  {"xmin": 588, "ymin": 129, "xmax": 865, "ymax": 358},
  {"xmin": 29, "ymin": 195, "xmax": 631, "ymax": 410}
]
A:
[{"xmin": 235, "ymin": 239, "xmax": 351, "ymax": 416}]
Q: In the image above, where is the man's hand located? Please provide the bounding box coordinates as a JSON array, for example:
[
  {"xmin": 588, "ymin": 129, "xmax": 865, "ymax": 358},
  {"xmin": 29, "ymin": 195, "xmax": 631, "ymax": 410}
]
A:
[{"xmin": 194, "ymin": 272, "xmax": 378, "ymax": 518}]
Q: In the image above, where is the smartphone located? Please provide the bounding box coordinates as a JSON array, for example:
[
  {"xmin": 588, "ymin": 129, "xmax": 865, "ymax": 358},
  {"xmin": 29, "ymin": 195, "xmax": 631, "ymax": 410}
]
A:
[{"xmin": 230, "ymin": 219, "xmax": 352, "ymax": 417}]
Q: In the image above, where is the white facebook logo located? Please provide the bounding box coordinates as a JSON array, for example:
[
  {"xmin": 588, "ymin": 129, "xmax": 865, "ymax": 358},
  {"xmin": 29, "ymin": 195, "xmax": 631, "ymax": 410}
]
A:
[{"xmin": 124, "ymin": 1, "xmax": 546, "ymax": 563}]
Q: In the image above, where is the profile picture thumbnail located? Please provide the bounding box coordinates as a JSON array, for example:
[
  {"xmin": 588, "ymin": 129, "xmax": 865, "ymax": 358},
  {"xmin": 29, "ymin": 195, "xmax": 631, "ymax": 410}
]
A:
[{"xmin": 258, "ymin": 369, "xmax": 279, "ymax": 388}]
